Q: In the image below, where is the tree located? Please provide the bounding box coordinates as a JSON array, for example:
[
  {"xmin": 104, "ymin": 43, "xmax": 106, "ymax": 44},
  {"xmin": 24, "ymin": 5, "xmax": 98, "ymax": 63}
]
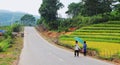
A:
[
  {"xmin": 114, "ymin": 0, "xmax": 120, "ymax": 12},
  {"xmin": 100, "ymin": 0, "xmax": 113, "ymax": 13},
  {"xmin": 20, "ymin": 14, "xmax": 36, "ymax": 26},
  {"xmin": 83, "ymin": 0, "xmax": 116, "ymax": 16},
  {"xmin": 84, "ymin": 0, "xmax": 101, "ymax": 16},
  {"xmin": 39, "ymin": 0, "xmax": 64, "ymax": 30},
  {"xmin": 66, "ymin": 2, "xmax": 83, "ymax": 17},
  {"xmin": 84, "ymin": 0, "xmax": 112, "ymax": 16},
  {"xmin": 110, "ymin": 0, "xmax": 120, "ymax": 20}
]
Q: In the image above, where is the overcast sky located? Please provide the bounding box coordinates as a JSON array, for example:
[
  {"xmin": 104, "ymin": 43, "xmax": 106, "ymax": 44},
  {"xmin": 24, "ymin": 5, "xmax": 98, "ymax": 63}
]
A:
[{"xmin": 0, "ymin": 0, "xmax": 80, "ymax": 18}]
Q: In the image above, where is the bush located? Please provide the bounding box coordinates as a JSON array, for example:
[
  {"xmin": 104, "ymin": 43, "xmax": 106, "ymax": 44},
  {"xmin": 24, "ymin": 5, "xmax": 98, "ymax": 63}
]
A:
[
  {"xmin": 68, "ymin": 15, "xmax": 109, "ymax": 29},
  {"xmin": 58, "ymin": 19, "xmax": 71, "ymax": 32},
  {"xmin": 4, "ymin": 30, "xmax": 12, "ymax": 38},
  {"xmin": 11, "ymin": 24, "xmax": 21, "ymax": 32},
  {"xmin": 37, "ymin": 18, "xmax": 44, "ymax": 25},
  {"xmin": 0, "ymin": 25, "xmax": 19, "ymax": 52},
  {"xmin": 109, "ymin": 11, "xmax": 120, "ymax": 21},
  {"xmin": 0, "ymin": 38, "xmax": 12, "ymax": 51}
]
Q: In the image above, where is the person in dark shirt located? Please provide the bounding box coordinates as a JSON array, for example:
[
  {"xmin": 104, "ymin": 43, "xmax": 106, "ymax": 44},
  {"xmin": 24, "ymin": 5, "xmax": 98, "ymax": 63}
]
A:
[{"xmin": 83, "ymin": 41, "xmax": 87, "ymax": 56}]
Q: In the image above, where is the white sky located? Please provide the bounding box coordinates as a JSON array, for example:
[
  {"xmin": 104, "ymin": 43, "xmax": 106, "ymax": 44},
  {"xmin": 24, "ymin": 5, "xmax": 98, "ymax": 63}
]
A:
[{"xmin": 0, "ymin": 0, "xmax": 80, "ymax": 18}]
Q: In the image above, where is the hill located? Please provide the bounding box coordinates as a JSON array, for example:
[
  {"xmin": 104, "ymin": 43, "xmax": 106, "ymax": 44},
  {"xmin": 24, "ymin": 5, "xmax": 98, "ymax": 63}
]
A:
[{"xmin": 0, "ymin": 10, "xmax": 40, "ymax": 26}]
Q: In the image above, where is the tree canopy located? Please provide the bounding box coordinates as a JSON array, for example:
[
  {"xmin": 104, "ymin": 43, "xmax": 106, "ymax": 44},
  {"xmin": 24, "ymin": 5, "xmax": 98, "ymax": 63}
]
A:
[
  {"xmin": 37, "ymin": 0, "xmax": 120, "ymax": 31},
  {"xmin": 66, "ymin": 0, "xmax": 119, "ymax": 17},
  {"xmin": 20, "ymin": 14, "xmax": 36, "ymax": 26},
  {"xmin": 39, "ymin": 0, "xmax": 64, "ymax": 29},
  {"xmin": 66, "ymin": 2, "xmax": 82, "ymax": 17}
]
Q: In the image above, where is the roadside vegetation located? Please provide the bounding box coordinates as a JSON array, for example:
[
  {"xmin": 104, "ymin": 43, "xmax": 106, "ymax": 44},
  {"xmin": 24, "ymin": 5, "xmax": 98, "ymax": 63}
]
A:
[{"xmin": 0, "ymin": 24, "xmax": 23, "ymax": 65}]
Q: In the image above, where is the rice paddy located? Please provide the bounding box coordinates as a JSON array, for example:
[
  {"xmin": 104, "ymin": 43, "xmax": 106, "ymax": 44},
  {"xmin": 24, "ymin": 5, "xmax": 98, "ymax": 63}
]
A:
[{"xmin": 59, "ymin": 21, "xmax": 120, "ymax": 58}]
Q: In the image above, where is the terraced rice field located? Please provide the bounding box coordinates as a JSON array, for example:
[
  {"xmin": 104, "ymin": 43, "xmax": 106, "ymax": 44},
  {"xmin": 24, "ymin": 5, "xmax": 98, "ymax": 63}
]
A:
[{"xmin": 59, "ymin": 21, "xmax": 120, "ymax": 58}]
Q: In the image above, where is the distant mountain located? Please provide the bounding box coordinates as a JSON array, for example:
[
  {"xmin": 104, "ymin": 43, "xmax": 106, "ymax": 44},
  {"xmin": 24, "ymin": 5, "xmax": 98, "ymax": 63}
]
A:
[{"xmin": 0, "ymin": 10, "xmax": 40, "ymax": 26}]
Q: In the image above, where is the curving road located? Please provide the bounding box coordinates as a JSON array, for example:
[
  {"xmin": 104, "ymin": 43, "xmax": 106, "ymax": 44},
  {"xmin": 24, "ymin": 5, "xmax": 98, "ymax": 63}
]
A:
[{"xmin": 18, "ymin": 27, "xmax": 114, "ymax": 65}]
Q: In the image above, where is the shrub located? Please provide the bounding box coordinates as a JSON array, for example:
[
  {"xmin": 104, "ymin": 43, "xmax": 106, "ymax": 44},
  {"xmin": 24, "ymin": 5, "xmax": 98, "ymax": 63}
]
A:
[
  {"xmin": 58, "ymin": 19, "xmax": 71, "ymax": 32},
  {"xmin": 0, "ymin": 38, "xmax": 12, "ymax": 51},
  {"xmin": 4, "ymin": 30, "xmax": 12, "ymax": 38},
  {"xmin": 69, "ymin": 15, "xmax": 109, "ymax": 29},
  {"xmin": 11, "ymin": 24, "xmax": 21, "ymax": 32},
  {"xmin": 109, "ymin": 11, "xmax": 120, "ymax": 21}
]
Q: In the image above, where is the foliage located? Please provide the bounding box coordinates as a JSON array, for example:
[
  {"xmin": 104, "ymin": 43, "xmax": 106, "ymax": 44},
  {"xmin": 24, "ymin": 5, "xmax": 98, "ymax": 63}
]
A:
[
  {"xmin": 39, "ymin": 0, "xmax": 64, "ymax": 30},
  {"xmin": 58, "ymin": 15, "xmax": 109, "ymax": 31},
  {"xmin": 114, "ymin": 0, "xmax": 120, "ymax": 12},
  {"xmin": 58, "ymin": 19, "xmax": 71, "ymax": 32},
  {"xmin": 83, "ymin": 0, "xmax": 102, "ymax": 16},
  {"xmin": 66, "ymin": 2, "xmax": 83, "ymax": 17},
  {"xmin": 11, "ymin": 23, "xmax": 21, "ymax": 32},
  {"xmin": 37, "ymin": 0, "xmax": 120, "ymax": 31},
  {"xmin": 37, "ymin": 19, "xmax": 41, "ymax": 25},
  {"xmin": 3, "ymin": 24, "xmax": 21, "ymax": 38},
  {"xmin": 0, "ymin": 24, "xmax": 22, "ymax": 52},
  {"xmin": 21, "ymin": 14, "xmax": 36, "ymax": 26},
  {"xmin": 109, "ymin": 10, "xmax": 120, "ymax": 21},
  {"xmin": 3, "ymin": 27, "xmax": 12, "ymax": 38},
  {"xmin": 0, "ymin": 38, "xmax": 12, "ymax": 52},
  {"xmin": 66, "ymin": 0, "xmax": 119, "ymax": 17}
]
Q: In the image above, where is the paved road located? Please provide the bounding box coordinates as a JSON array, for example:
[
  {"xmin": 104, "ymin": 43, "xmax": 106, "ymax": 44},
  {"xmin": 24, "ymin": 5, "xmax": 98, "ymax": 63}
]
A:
[{"xmin": 18, "ymin": 27, "xmax": 114, "ymax": 65}]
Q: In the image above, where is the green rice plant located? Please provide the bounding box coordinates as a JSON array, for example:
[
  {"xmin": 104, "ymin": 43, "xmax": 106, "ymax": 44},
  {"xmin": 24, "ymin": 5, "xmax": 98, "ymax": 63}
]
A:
[
  {"xmin": 91, "ymin": 24, "xmax": 120, "ymax": 27},
  {"xmin": 76, "ymin": 30, "xmax": 120, "ymax": 33},
  {"xmin": 107, "ymin": 21, "xmax": 120, "ymax": 24},
  {"xmin": 71, "ymin": 32, "xmax": 120, "ymax": 36},
  {"xmin": 81, "ymin": 27, "xmax": 120, "ymax": 30}
]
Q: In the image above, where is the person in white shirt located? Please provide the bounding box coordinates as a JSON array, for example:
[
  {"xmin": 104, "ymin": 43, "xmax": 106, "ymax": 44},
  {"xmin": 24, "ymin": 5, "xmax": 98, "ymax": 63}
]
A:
[{"xmin": 74, "ymin": 41, "xmax": 80, "ymax": 57}]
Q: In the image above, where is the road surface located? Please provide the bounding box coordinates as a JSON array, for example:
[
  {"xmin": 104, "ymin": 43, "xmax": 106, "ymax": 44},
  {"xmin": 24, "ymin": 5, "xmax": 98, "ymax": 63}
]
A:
[{"xmin": 18, "ymin": 27, "xmax": 114, "ymax": 65}]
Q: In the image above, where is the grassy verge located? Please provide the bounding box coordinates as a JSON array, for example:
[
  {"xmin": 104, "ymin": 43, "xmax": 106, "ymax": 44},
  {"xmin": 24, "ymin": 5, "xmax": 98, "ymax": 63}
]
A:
[{"xmin": 0, "ymin": 36, "xmax": 23, "ymax": 65}]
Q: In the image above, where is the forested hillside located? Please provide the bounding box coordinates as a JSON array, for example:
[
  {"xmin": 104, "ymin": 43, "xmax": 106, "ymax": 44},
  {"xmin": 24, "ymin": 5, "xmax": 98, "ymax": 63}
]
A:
[
  {"xmin": 0, "ymin": 10, "xmax": 39, "ymax": 26},
  {"xmin": 0, "ymin": 10, "xmax": 25, "ymax": 26}
]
